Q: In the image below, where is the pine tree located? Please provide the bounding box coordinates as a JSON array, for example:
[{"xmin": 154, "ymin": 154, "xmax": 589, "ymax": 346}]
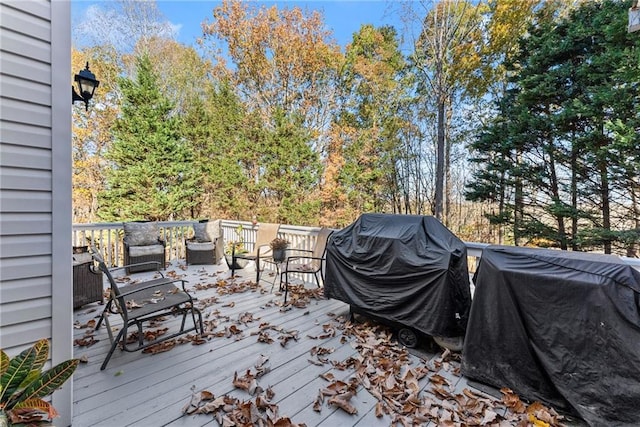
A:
[
  {"xmin": 98, "ymin": 55, "xmax": 200, "ymax": 221},
  {"xmin": 467, "ymin": 0, "xmax": 640, "ymax": 254}
]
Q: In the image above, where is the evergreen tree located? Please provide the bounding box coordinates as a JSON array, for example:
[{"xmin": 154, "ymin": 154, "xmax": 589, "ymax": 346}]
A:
[
  {"xmin": 262, "ymin": 109, "xmax": 322, "ymax": 225},
  {"xmin": 179, "ymin": 82, "xmax": 250, "ymax": 220},
  {"xmin": 98, "ymin": 55, "xmax": 200, "ymax": 221},
  {"xmin": 467, "ymin": 0, "xmax": 640, "ymax": 254}
]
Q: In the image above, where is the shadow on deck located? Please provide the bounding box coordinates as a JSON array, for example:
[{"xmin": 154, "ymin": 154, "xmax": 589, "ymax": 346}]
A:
[{"xmin": 72, "ymin": 260, "xmax": 581, "ymax": 427}]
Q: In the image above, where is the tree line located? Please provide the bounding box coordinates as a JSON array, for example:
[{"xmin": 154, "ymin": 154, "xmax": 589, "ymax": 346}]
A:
[{"xmin": 72, "ymin": 0, "xmax": 640, "ymax": 255}]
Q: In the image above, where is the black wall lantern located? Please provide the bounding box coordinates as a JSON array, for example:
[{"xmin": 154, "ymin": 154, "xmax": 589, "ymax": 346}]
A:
[{"xmin": 72, "ymin": 62, "xmax": 100, "ymax": 111}]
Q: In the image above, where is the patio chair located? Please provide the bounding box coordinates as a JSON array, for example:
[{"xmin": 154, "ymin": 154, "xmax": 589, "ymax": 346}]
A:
[
  {"xmin": 91, "ymin": 249, "xmax": 203, "ymax": 370},
  {"xmin": 123, "ymin": 221, "xmax": 166, "ymax": 274},
  {"xmin": 280, "ymin": 227, "xmax": 333, "ymax": 303},
  {"xmin": 186, "ymin": 220, "xmax": 224, "ymax": 265},
  {"xmin": 230, "ymin": 223, "xmax": 280, "ymax": 284}
]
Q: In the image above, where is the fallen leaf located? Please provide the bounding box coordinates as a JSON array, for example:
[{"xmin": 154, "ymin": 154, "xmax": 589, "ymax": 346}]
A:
[
  {"xmin": 375, "ymin": 401, "xmax": 385, "ymax": 417},
  {"xmin": 319, "ymin": 372, "xmax": 335, "ymax": 382},
  {"xmin": 328, "ymin": 392, "xmax": 357, "ymax": 415},
  {"xmin": 481, "ymin": 409, "xmax": 497, "ymax": 424}
]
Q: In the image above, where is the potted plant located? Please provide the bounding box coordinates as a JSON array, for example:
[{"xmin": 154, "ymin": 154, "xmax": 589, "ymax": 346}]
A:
[
  {"xmin": 0, "ymin": 339, "xmax": 79, "ymax": 426},
  {"xmin": 270, "ymin": 237, "xmax": 289, "ymax": 263},
  {"xmin": 224, "ymin": 225, "xmax": 249, "ymax": 269}
]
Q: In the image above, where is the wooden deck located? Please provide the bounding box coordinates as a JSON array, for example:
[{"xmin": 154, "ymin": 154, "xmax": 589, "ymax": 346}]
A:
[{"xmin": 71, "ymin": 260, "xmax": 575, "ymax": 426}]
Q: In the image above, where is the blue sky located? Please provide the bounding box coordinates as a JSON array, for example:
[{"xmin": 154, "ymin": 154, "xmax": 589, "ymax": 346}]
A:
[{"xmin": 72, "ymin": 1, "xmax": 401, "ymax": 49}]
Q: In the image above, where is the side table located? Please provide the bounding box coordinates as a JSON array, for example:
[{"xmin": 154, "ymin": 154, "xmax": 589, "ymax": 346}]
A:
[
  {"xmin": 73, "ymin": 251, "xmax": 103, "ymax": 308},
  {"xmin": 266, "ymin": 256, "xmax": 286, "ymax": 293}
]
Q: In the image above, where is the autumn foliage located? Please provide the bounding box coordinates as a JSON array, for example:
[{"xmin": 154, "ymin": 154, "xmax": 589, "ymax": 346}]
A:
[{"xmin": 73, "ymin": 0, "xmax": 640, "ymax": 254}]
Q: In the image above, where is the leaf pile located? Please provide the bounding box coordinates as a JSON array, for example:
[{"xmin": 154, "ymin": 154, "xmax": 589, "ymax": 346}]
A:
[
  {"xmin": 216, "ymin": 279, "xmax": 263, "ymax": 296},
  {"xmin": 280, "ymin": 285, "xmax": 324, "ymax": 309},
  {"xmin": 314, "ymin": 378, "xmax": 359, "ymax": 415},
  {"xmin": 183, "ymin": 356, "xmax": 306, "ymax": 426},
  {"xmin": 250, "ymin": 322, "xmax": 299, "ymax": 347},
  {"xmin": 308, "ymin": 317, "xmax": 566, "ymax": 426}
]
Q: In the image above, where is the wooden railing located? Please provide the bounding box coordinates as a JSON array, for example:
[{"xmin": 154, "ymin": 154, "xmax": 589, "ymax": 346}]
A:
[
  {"xmin": 72, "ymin": 220, "xmax": 326, "ymax": 268},
  {"xmin": 72, "ymin": 220, "xmax": 640, "ymax": 272},
  {"xmin": 72, "ymin": 221, "xmax": 194, "ymax": 267}
]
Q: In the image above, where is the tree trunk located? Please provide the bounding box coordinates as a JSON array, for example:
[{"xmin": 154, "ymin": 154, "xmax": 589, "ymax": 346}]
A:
[
  {"xmin": 434, "ymin": 97, "xmax": 445, "ymax": 221},
  {"xmin": 548, "ymin": 150, "xmax": 567, "ymax": 250},
  {"xmin": 628, "ymin": 179, "xmax": 639, "ymax": 257},
  {"xmin": 571, "ymin": 143, "xmax": 579, "ymax": 251},
  {"xmin": 444, "ymin": 105, "xmax": 452, "ymax": 227},
  {"xmin": 600, "ymin": 158, "xmax": 612, "ymax": 254},
  {"xmin": 498, "ymin": 176, "xmax": 505, "ymax": 245}
]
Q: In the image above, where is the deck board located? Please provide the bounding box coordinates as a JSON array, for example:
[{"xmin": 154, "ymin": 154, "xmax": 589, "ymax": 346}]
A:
[
  {"xmin": 72, "ymin": 260, "xmax": 575, "ymax": 426},
  {"xmin": 73, "ymin": 261, "xmax": 366, "ymax": 426}
]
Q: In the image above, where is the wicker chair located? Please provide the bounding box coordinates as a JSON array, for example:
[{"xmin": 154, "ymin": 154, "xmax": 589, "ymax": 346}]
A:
[
  {"xmin": 186, "ymin": 220, "xmax": 224, "ymax": 265},
  {"xmin": 123, "ymin": 221, "xmax": 166, "ymax": 274},
  {"xmin": 72, "ymin": 249, "xmax": 103, "ymax": 308}
]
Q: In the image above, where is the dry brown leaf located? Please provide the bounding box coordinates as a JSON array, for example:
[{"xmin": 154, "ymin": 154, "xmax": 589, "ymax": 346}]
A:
[
  {"xmin": 182, "ymin": 385, "xmax": 201, "ymax": 415},
  {"xmin": 258, "ymin": 331, "xmax": 274, "ymax": 344},
  {"xmin": 228, "ymin": 324, "xmax": 243, "ymax": 335},
  {"xmin": 430, "ymin": 373, "xmax": 449, "ymax": 386},
  {"xmin": 142, "ymin": 339, "xmax": 176, "ymax": 354},
  {"xmin": 233, "ymin": 370, "xmax": 256, "ymax": 393},
  {"xmin": 328, "ymin": 393, "xmax": 358, "ymax": 415},
  {"xmin": 385, "ymin": 374, "xmax": 397, "ymax": 390},
  {"xmin": 255, "ymin": 395, "xmax": 271, "ymax": 410},
  {"xmin": 319, "ymin": 372, "xmax": 335, "ymax": 382},
  {"xmin": 200, "ymin": 390, "xmax": 214, "ymax": 400},
  {"xmin": 401, "ymin": 369, "xmax": 420, "ymax": 393},
  {"xmin": 527, "ymin": 401, "xmax": 563, "ymax": 426},
  {"xmin": 126, "ymin": 300, "xmax": 143, "ymax": 309},
  {"xmin": 272, "ymin": 417, "xmax": 303, "ymax": 427},
  {"xmin": 375, "ymin": 401, "xmax": 385, "ymax": 417},
  {"xmin": 481, "ymin": 409, "xmax": 497, "ymax": 424},
  {"xmin": 430, "ymin": 406, "xmax": 439, "ymax": 418},
  {"xmin": 313, "ymin": 391, "xmax": 323, "ymax": 412},
  {"xmin": 191, "ymin": 336, "xmax": 207, "ymax": 345},
  {"xmin": 440, "ymin": 408, "xmax": 453, "ymax": 421},
  {"xmin": 73, "ymin": 337, "xmax": 98, "ymax": 347},
  {"xmin": 265, "ymin": 386, "xmax": 275, "ymax": 401},
  {"xmin": 431, "ymin": 386, "xmax": 451, "ymax": 399},
  {"xmin": 501, "ymin": 388, "xmax": 527, "ymax": 414},
  {"xmin": 463, "ymin": 388, "xmax": 479, "ymax": 399},
  {"xmin": 277, "ymin": 329, "xmax": 299, "ymax": 347}
]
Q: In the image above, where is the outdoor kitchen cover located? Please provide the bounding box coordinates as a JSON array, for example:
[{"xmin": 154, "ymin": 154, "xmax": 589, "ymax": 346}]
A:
[
  {"xmin": 324, "ymin": 213, "xmax": 471, "ymax": 338},
  {"xmin": 462, "ymin": 245, "xmax": 640, "ymax": 426}
]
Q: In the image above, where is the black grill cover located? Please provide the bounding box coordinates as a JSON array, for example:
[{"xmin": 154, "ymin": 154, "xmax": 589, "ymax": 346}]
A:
[
  {"xmin": 324, "ymin": 213, "xmax": 471, "ymax": 337},
  {"xmin": 462, "ymin": 245, "xmax": 640, "ymax": 426}
]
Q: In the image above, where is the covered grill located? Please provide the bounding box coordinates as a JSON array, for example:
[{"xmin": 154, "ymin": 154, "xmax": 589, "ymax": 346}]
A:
[
  {"xmin": 324, "ymin": 213, "xmax": 471, "ymax": 345},
  {"xmin": 462, "ymin": 245, "xmax": 640, "ymax": 426}
]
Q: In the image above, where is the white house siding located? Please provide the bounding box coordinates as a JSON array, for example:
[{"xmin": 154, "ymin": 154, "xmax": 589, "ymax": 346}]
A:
[{"xmin": 0, "ymin": 1, "xmax": 73, "ymax": 425}]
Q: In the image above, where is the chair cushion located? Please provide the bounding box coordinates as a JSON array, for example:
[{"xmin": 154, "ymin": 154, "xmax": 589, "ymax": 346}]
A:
[
  {"xmin": 124, "ymin": 222, "xmax": 160, "ymax": 246},
  {"xmin": 193, "ymin": 220, "xmax": 221, "ymax": 243},
  {"xmin": 193, "ymin": 223, "xmax": 211, "ymax": 242},
  {"xmin": 205, "ymin": 220, "xmax": 222, "ymax": 239},
  {"xmin": 186, "ymin": 241, "xmax": 215, "ymax": 251},
  {"xmin": 73, "ymin": 252, "xmax": 92, "ymax": 265},
  {"xmin": 128, "ymin": 244, "xmax": 164, "ymax": 257}
]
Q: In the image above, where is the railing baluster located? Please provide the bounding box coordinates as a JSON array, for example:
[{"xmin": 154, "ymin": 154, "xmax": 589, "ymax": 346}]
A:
[{"xmin": 78, "ymin": 220, "xmax": 635, "ymax": 275}]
